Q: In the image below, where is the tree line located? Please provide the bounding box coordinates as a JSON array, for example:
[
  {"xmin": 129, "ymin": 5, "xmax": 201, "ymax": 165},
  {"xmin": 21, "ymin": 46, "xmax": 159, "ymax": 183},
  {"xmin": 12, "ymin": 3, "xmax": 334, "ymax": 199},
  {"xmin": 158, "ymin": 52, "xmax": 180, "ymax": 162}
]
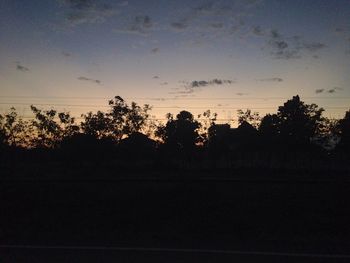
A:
[{"xmin": 1, "ymin": 95, "xmax": 349, "ymax": 170}]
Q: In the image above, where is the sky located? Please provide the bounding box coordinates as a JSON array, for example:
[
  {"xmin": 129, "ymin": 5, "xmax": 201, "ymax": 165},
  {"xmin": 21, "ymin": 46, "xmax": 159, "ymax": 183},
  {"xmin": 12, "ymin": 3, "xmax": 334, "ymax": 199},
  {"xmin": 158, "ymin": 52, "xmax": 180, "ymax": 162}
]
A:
[{"xmin": 0, "ymin": 0, "xmax": 349, "ymax": 122}]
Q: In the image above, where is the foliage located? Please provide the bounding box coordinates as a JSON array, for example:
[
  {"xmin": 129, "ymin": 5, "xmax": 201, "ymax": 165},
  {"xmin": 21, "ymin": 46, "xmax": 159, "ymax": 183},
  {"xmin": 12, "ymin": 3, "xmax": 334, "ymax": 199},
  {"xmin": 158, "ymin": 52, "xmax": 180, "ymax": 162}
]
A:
[
  {"xmin": 0, "ymin": 95, "xmax": 346, "ymax": 156},
  {"xmin": 0, "ymin": 108, "xmax": 31, "ymax": 147},
  {"xmin": 156, "ymin": 110, "xmax": 201, "ymax": 151},
  {"xmin": 81, "ymin": 96, "xmax": 152, "ymax": 141},
  {"xmin": 258, "ymin": 96, "xmax": 325, "ymax": 146},
  {"xmin": 109, "ymin": 96, "xmax": 152, "ymax": 138},
  {"xmin": 237, "ymin": 109, "xmax": 261, "ymax": 129},
  {"xmin": 81, "ymin": 111, "xmax": 113, "ymax": 139},
  {"xmin": 336, "ymin": 110, "xmax": 350, "ymax": 151},
  {"xmin": 277, "ymin": 95, "xmax": 324, "ymax": 143},
  {"xmin": 30, "ymin": 106, "xmax": 79, "ymax": 148},
  {"xmin": 197, "ymin": 110, "xmax": 217, "ymax": 145},
  {"xmin": 259, "ymin": 113, "xmax": 280, "ymax": 137}
]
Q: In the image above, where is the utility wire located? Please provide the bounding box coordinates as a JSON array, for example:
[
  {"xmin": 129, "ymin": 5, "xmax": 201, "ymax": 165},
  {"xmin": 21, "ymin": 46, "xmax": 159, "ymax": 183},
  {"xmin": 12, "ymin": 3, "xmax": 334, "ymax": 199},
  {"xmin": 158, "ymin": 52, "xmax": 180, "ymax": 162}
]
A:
[
  {"xmin": 15, "ymin": 116, "xmax": 238, "ymax": 121},
  {"xmin": 0, "ymin": 103, "xmax": 348, "ymax": 110},
  {"xmin": 0, "ymin": 95, "xmax": 349, "ymax": 100}
]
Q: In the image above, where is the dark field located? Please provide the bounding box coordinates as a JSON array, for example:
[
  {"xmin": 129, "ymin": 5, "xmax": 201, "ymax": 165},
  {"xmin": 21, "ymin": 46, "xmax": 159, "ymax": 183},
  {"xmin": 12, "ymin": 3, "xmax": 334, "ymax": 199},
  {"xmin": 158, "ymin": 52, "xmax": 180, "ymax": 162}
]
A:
[{"xmin": 1, "ymin": 174, "xmax": 350, "ymax": 262}]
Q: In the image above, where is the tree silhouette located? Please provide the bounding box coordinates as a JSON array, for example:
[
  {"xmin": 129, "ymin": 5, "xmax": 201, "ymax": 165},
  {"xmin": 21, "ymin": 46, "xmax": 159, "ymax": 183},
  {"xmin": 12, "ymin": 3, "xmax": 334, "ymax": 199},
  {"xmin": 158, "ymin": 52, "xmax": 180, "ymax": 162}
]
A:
[
  {"xmin": 81, "ymin": 111, "xmax": 113, "ymax": 139},
  {"xmin": 0, "ymin": 95, "xmax": 349, "ymax": 171},
  {"xmin": 237, "ymin": 109, "xmax": 261, "ymax": 129},
  {"xmin": 207, "ymin": 123, "xmax": 231, "ymax": 165},
  {"xmin": 336, "ymin": 110, "xmax": 350, "ymax": 153},
  {"xmin": 276, "ymin": 95, "xmax": 324, "ymax": 145},
  {"xmin": 157, "ymin": 111, "xmax": 201, "ymax": 153},
  {"xmin": 31, "ymin": 106, "xmax": 79, "ymax": 148},
  {"xmin": 197, "ymin": 110, "xmax": 217, "ymax": 145},
  {"xmin": 81, "ymin": 96, "xmax": 152, "ymax": 142},
  {"xmin": 108, "ymin": 96, "xmax": 152, "ymax": 139},
  {"xmin": 58, "ymin": 112, "xmax": 80, "ymax": 138},
  {"xmin": 259, "ymin": 113, "xmax": 280, "ymax": 137},
  {"xmin": 0, "ymin": 107, "xmax": 31, "ymax": 147}
]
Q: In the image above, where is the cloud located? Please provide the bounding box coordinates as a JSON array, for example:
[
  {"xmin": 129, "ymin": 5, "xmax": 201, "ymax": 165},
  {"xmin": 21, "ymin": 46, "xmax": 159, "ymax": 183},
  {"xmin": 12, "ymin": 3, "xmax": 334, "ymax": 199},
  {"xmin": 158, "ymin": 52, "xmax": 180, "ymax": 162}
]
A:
[
  {"xmin": 315, "ymin": 87, "xmax": 343, "ymax": 94},
  {"xmin": 169, "ymin": 1, "xmax": 262, "ymax": 36},
  {"xmin": 62, "ymin": 51, "xmax": 72, "ymax": 57},
  {"xmin": 189, "ymin": 78, "xmax": 234, "ymax": 88},
  {"xmin": 118, "ymin": 1, "xmax": 128, "ymax": 7},
  {"xmin": 168, "ymin": 90, "xmax": 193, "ymax": 95},
  {"xmin": 60, "ymin": 0, "xmax": 118, "ymax": 26},
  {"xmin": 328, "ymin": 87, "xmax": 343, "ymax": 93},
  {"xmin": 78, "ymin": 76, "xmax": 101, "ymax": 84},
  {"xmin": 334, "ymin": 26, "xmax": 350, "ymax": 54},
  {"xmin": 302, "ymin": 42, "xmax": 326, "ymax": 52},
  {"xmin": 335, "ymin": 27, "xmax": 345, "ymax": 34},
  {"xmin": 257, "ymin": 77, "xmax": 283, "ymax": 82},
  {"xmin": 169, "ymin": 78, "xmax": 234, "ymax": 96},
  {"xmin": 251, "ymin": 26, "xmax": 265, "ymax": 36},
  {"xmin": 265, "ymin": 29, "xmax": 326, "ymax": 59},
  {"xmin": 61, "ymin": 0, "xmax": 92, "ymax": 10},
  {"xmin": 267, "ymin": 31, "xmax": 301, "ymax": 59},
  {"xmin": 153, "ymin": 76, "xmax": 159, "ymax": 79},
  {"xmin": 210, "ymin": 22, "xmax": 224, "ymax": 29},
  {"xmin": 191, "ymin": 80, "xmax": 209, "ymax": 88},
  {"xmin": 16, "ymin": 62, "xmax": 29, "ymax": 72},
  {"xmin": 151, "ymin": 47, "xmax": 159, "ymax": 53},
  {"xmin": 160, "ymin": 82, "xmax": 168, "ymax": 86},
  {"xmin": 170, "ymin": 21, "xmax": 188, "ymax": 31},
  {"xmin": 114, "ymin": 15, "xmax": 153, "ymax": 36}
]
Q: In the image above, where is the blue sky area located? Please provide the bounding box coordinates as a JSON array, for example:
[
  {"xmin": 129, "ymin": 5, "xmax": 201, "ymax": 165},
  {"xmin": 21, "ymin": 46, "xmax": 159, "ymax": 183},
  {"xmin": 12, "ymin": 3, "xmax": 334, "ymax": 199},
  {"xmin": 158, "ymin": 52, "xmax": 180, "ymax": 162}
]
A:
[{"xmin": 0, "ymin": 0, "xmax": 349, "ymax": 120}]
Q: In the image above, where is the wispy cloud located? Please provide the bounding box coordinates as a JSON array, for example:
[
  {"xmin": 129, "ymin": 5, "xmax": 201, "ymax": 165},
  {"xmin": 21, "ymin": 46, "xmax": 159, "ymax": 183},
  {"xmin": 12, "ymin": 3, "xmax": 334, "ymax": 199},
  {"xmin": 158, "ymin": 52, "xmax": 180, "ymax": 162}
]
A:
[
  {"xmin": 118, "ymin": 1, "xmax": 128, "ymax": 7},
  {"xmin": 256, "ymin": 77, "xmax": 283, "ymax": 82},
  {"xmin": 16, "ymin": 62, "xmax": 30, "ymax": 72},
  {"xmin": 78, "ymin": 76, "xmax": 101, "ymax": 84},
  {"xmin": 59, "ymin": 0, "xmax": 118, "ymax": 26},
  {"xmin": 266, "ymin": 31, "xmax": 301, "ymax": 59},
  {"xmin": 251, "ymin": 25, "xmax": 265, "ymax": 36},
  {"xmin": 114, "ymin": 15, "xmax": 153, "ymax": 36},
  {"xmin": 335, "ymin": 27, "xmax": 350, "ymax": 54},
  {"xmin": 264, "ymin": 29, "xmax": 327, "ymax": 59},
  {"xmin": 315, "ymin": 87, "xmax": 343, "ymax": 94},
  {"xmin": 189, "ymin": 79, "xmax": 235, "ymax": 88},
  {"xmin": 169, "ymin": 1, "xmax": 262, "ymax": 37},
  {"xmin": 62, "ymin": 51, "xmax": 72, "ymax": 57},
  {"xmin": 236, "ymin": 92, "xmax": 248, "ymax": 96},
  {"xmin": 327, "ymin": 87, "xmax": 343, "ymax": 93},
  {"xmin": 302, "ymin": 42, "xmax": 326, "ymax": 52},
  {"xmin": 170, "ymin": 78, "xmax": 235, "ymax": 96},
  {"xmin": 170, "ymin": 21, "xmax": 188, "ymax": 31},
  {"xmin": 209, "ymin": 22, "xmax": 224, "ymax": 29}
]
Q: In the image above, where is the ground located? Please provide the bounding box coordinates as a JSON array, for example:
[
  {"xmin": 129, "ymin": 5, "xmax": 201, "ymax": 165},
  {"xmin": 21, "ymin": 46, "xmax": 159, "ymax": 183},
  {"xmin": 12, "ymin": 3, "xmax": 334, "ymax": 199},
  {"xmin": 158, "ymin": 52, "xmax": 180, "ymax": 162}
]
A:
[{"xmin": 1, "ymin": 171, "xmax": 350, "ymax": 262}]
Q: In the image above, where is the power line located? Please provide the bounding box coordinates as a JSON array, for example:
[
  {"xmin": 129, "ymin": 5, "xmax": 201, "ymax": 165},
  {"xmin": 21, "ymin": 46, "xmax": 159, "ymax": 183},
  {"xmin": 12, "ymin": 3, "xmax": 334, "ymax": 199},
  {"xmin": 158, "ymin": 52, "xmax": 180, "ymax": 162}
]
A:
[
  {"xmin": 0, "ymin": 103, "xmax": 348, "ymax": 110},
  {"xmin": 0, "ymin": 95, "xmax": 350, "ymax": 100},
  {"xmin": 15, "ymin": 116, "xmax": 238, "ymax": 121}
]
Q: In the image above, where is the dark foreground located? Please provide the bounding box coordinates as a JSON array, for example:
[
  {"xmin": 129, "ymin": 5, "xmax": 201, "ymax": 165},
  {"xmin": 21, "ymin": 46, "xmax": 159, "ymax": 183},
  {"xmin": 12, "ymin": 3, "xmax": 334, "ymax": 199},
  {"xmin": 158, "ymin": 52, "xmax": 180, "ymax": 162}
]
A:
[
  {"xmin": 1, "ymin": 173, "xmax": 350, "ymax": 262},
  {"xmin": 2, "ymin": 246, "xmax": 350, "ymax": 263}
]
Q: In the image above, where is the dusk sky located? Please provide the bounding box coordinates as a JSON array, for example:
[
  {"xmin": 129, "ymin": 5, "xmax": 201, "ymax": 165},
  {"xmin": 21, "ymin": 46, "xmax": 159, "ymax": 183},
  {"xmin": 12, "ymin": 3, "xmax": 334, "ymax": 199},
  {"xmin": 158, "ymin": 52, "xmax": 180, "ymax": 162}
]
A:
[{"xmin": 1, "ymin": 0, "xmax": 349, "ymax": 121}]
